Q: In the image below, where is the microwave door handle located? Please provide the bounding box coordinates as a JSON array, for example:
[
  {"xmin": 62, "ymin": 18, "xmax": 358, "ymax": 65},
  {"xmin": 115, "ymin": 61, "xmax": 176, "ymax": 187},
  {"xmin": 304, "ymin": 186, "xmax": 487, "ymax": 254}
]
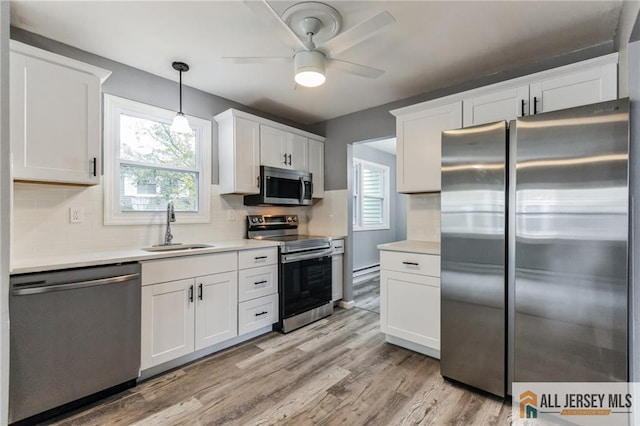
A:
[{"xmin": 299, "ymin": 176, "xmax": 305, "ymax": 203}]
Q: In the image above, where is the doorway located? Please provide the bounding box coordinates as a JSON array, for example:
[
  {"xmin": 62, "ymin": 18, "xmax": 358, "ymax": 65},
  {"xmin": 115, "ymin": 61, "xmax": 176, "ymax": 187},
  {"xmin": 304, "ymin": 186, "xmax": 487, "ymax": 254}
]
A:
[{"xmin": 350, "ymin": 138, "xmax": 407, "ymax": 313}]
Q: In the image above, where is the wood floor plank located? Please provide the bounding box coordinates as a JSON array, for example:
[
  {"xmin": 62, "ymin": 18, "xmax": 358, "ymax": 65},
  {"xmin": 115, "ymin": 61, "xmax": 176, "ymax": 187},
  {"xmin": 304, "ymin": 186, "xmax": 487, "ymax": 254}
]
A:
[{"xmin": 50, "ymin": 306, "xmax": 511, "ymax": 426}]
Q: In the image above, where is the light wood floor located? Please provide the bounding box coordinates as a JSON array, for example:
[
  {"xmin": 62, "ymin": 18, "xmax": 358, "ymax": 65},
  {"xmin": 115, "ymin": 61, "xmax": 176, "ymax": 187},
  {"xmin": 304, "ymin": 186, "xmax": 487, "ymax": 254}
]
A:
[
  {"xmin": 52, "ymin": 307, "xmax": 512, "ymax": 426},
  {"xmin": 353, "ymin": 276, "xmax": 380, "ymax": 313}
]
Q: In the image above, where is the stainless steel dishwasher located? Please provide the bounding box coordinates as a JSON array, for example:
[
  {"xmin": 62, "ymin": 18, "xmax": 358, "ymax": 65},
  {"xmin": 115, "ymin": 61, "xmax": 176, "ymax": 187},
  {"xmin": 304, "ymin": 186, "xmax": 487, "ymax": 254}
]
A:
[{"xmin": 9, "ymin": 263, "xmax": 141, "ymax": 424}]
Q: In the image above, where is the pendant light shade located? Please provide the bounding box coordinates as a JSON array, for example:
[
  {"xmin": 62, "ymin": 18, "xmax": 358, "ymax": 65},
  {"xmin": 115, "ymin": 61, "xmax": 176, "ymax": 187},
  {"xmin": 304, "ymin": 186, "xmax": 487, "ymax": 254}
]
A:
[
  {"xmin": 294, "ymin": 50, "xmax": 326, "ymax": 88},
  {"xmin": 170, "ymin": 61, "xmax": 192, "ymax": 134}
]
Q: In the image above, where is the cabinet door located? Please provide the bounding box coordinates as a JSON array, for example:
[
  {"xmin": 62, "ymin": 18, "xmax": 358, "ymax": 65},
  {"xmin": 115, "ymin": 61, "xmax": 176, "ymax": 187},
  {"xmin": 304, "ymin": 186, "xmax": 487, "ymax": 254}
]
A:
[
  {"xmin": 396, "ymin": 101, "xmax": 462, "ymax": 193},
  {"xmin": 380, "ymin": 270, "xmax": 440, "ymax": 351},
  {"xmin": 529, "ymin": 62, "xmax": 617, "ymax": 114},
  {"xmin": 234, "ymin": 117, "xmax": 261, "ymax": 194},
  {"xmin": 308, "ymin": 139, "xmax": 325, "ymax": 198},
  {"xmin": 141, "ymin": 278, "xmax": 195, "ymax": 369},
  {"xmin": 288, "ymin": 133, "xmax": 308, "ymax": 171},
  {"xmin": 331, "ymin": 254, "xmax": 343, "ymax": 302},
  {"xmin": 10, "ymin": 52, "xmax": 101, "ymax": 185},
  {"xmin": 260, "ymin": 125, "xmax": 288, "ymax": 168},
  {"xmin": 194, "ymin": 271, "xmax": 238, "ymax": 350},
  {"xmin": 463, "ymin": 86, "xmax": 529, "ymax": 127}
]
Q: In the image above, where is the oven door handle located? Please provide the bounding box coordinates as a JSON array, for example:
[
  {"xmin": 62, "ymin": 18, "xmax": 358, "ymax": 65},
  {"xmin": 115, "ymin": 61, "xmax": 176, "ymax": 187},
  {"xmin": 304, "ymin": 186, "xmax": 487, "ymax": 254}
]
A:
[{"xmin": 281, "ymin": 248, "xmax": 333, "ymax": 264}]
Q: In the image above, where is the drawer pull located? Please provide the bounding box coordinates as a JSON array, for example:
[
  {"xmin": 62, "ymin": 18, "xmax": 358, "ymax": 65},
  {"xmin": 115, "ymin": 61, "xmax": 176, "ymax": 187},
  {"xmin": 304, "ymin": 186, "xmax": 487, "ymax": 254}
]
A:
[
  {"xmin": 402, "ymin": 261, "xmax": 419, "ymax": 266},
  {"xmin": 334, "ymin": 246, "xmax": 343, "ymax": 249},
  {"xmin": 254, "ymin": 256, "xmax": 268, "ymax": 260},
  {"xmin": 255, "ymin": 311, "xmax": 268, "ymax": 317},
  {"xmin": 254, "ymin": 280, "xmax": 268, "ymax": 285}
]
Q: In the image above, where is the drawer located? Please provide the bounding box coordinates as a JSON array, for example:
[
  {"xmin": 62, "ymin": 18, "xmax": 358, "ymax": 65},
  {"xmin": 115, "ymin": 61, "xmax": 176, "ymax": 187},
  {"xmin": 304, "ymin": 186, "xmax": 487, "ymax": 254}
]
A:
[
  {"xmin": 238, "ymin": 293, "xmax": 279, "ymax": 335},
  {"xmin": 141, "ymin": 251, "xmax": 237, "ymax": 285},
  {"xmin": 238, "ymin": 247, "xmax": 278, "ymax": 269},
  {"xmin": 238, "ymin": 264, "xmax": 278, "ymax": 302},
  {"xmin": 380, "ymin": 250, "xmax": 440, "ymax": 277},
  {"xmin": 331, "ymin": 239, "xmax": 344, "ymax": 255}
]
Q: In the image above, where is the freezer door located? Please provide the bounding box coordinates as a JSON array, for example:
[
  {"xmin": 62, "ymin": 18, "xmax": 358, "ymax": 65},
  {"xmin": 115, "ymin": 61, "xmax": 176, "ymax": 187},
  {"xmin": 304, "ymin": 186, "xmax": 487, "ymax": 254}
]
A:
[
  {"xmin": 514, "ymin": 99, "xmax": 629, "ymax": 383},
  {"xmin": 440, "ymin": 120, "xmax": 507, "ymax": 397}
]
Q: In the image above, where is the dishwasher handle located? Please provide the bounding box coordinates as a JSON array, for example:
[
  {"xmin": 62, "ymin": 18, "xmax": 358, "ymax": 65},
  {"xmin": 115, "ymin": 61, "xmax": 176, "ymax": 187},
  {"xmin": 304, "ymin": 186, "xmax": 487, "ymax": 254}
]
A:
[{"xmin": 12, "ymin": 273, "xmax": 140, "ymax": 296}]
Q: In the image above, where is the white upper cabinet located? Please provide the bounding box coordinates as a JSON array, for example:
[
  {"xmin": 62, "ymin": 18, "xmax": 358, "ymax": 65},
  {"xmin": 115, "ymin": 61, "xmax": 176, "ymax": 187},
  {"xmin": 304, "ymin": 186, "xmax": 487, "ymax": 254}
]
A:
[
  {"xmin": 260, "ymin": 124, "xmax": 308, "ymax": 171},
  {"xmin": 308, "ymin": 139, "xmax": 324, "ymax": 198},
  {"xmin": 393, "ymin": 53, "xmax": 618, "ymax": 193},
  {"xmin": 529, "ymin": 62, "xmax": 617, "ymax": 114},
  {"xmin": 394, "ymin": 101, "xmax": 463, "ymax": 193},
  {"xmin": 10, "ymin": 41, "xmax": 110, "ymax": 185},
  {"xmin": 216, "ymin": 109, "xmax": 324, "ymax": 195},
  {"xmin": 215, "ymin": 111, "xmax": 260, "ymax": 195},
  {"xmin": 463, "ymin": 86, "xmax": 529, "ymax": 127}
]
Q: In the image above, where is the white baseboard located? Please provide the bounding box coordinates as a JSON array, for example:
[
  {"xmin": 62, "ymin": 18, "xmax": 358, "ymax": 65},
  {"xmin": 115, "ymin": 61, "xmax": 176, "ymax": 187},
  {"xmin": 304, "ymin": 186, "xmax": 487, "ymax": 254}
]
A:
[
  {"xmin": 353, "ymin": 268, "xmax": 380, "ymax": 285},
  {"xmin": 338, "ymin": 300, "xmax": 355, "ymax": 309}
]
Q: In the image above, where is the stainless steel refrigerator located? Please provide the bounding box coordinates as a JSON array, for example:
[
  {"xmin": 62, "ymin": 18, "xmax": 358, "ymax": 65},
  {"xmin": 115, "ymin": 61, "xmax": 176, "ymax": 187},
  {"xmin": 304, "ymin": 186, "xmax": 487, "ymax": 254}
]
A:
[{"xmin": 440, "ymin": 99, "xmax": 629, "ymax": 398}]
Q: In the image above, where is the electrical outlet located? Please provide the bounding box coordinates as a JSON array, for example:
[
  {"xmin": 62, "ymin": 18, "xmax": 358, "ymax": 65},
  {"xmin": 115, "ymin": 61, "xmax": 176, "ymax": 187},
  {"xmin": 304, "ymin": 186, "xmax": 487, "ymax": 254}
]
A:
[
  {"xmin": 227, "ymin": 210, "xmax": 236, "ymax": 221},
  {"xmin": 70, "ymin": 207, "xmax": 83, "ymax": 223}
]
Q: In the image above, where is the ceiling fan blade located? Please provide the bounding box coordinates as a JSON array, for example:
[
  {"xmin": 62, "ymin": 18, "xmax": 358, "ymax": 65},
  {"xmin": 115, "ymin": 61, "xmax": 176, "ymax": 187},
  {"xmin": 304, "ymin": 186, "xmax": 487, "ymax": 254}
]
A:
[
  {"xmin": 320, "ymin": 10, "xmax": 395, "ymax": 57},
  {"xmin": 243, "ymin": 0, "xmax": 309, "ymax": 51},
  {"xmin": 222, "ymin": 56, "xmax": 292, "ymax": 64},
  {"xmin": 327, "ymin": 58, "xmax": 385, "ymax": 79}
]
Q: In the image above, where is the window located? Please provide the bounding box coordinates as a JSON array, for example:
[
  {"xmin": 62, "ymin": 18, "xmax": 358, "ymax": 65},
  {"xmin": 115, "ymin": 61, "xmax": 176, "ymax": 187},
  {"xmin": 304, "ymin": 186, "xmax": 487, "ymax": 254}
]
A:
[
  {"xmin": 104, "ymin": 95, "xmax": 211, "ymax": 225},
  {"xmin": 352, "ymin": 159, "xmax": 390, "ymax": 231}
]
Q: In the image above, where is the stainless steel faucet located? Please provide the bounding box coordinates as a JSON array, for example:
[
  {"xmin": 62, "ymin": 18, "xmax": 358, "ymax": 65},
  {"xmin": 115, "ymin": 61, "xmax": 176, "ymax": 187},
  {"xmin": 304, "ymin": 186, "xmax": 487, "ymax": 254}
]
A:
[{"xmin": 164, "ymin": 201, "xmax": 176, "ymax": 245}]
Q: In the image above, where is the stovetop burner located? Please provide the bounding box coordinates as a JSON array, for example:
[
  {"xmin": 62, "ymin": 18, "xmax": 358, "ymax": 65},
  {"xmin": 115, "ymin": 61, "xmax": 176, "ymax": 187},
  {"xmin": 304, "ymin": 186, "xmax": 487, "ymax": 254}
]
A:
[{"xmin": 247, "ymin": 215, "xmax": 331, "ymax": 253}]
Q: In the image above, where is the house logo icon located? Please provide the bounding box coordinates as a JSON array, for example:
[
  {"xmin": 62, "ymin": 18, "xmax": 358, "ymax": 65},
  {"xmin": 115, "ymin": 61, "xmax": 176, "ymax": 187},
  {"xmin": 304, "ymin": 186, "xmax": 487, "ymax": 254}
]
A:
[{"xmin": 520, "ymin": 390, "xmax": 538, "ymax": 419}]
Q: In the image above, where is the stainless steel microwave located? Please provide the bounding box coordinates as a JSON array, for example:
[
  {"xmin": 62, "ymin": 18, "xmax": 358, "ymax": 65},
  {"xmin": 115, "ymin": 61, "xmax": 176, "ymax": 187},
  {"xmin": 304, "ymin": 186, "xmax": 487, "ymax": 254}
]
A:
[{"xmin": 244, "ymin": 165, "xmax": 313, "ymax": 206}]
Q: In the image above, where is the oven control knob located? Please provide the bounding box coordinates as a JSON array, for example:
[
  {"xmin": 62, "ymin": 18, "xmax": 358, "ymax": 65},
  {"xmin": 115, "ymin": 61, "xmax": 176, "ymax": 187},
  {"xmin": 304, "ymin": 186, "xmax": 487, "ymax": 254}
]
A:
[
  {"xmin": 251, "ymin": 217, "xmax": 258, "ymax": 223},
  {"xmin": 258, "ymin": 217, "xmax": 264, "ymax": 223},
  {"xmin": 292, "ymin": 217, "xmax": 297, "ymax": 222}
]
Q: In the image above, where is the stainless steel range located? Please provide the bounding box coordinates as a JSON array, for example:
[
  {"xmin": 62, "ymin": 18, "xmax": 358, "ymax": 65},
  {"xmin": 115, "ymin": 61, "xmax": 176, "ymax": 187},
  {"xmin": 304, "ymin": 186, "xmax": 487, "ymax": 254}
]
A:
[{"xmin": 247, "ymin": 214, "xmax": 333, "ymax": 333}]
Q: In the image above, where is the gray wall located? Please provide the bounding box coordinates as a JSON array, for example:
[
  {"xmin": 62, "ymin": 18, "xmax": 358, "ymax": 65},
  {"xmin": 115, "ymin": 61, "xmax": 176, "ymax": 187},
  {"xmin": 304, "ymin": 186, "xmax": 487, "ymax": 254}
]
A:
[
  {"xmin": 309, "ymin": 43, "xmax": 614, "ymax": 191},
  {"xmin": 10, "ymin": 28, "xmax": 317, "ymax": 185},
  {"xmin": 351, "ymin": 144, "xmax": 406, "ymax": 271},
  {"xmin": 1, "ymin": 2, "xmax": 10, "ymax": 423}
]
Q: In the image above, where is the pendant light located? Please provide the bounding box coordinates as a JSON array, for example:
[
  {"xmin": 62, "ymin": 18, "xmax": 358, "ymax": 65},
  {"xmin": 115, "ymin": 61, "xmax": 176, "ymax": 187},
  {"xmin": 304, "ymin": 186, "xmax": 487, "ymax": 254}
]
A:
[{"xmin": 170, "ymin": 61, "xmax": 192, "ymax": 134}]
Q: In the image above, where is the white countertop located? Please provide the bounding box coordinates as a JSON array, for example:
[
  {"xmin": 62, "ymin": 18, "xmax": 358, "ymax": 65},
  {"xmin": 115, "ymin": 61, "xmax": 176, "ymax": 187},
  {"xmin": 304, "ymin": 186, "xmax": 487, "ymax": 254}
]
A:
[
  {"xmin": 11, "ymin": 239, "xmax": 281, "ymax": 275},
  {"xmin": 377, "ymin": 240, "xmax": 440, "ymax": 256}
]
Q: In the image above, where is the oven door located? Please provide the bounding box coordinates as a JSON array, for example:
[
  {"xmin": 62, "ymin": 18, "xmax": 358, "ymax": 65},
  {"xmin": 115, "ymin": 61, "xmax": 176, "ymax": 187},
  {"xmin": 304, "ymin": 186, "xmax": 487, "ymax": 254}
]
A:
[{"xmin": 280, "ymin": 249, "xmax": 332, "ymax": 319}]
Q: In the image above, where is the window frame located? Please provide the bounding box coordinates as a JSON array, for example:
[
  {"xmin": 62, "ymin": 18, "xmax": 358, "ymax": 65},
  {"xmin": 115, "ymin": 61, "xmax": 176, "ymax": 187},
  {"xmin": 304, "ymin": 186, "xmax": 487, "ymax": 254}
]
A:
[
  {"xmin": 103, "ymin": 94, "xmax": 211, "ymax": 225},
  {"xmin": 352, "ymin": 158, "xmax": 390, "ymax": 232}
]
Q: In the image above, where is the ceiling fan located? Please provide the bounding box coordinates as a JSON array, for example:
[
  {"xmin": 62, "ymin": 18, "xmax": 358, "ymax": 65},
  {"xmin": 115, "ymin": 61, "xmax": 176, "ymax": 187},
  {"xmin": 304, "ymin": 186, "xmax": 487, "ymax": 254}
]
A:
[{"xmin": 224, "ymin": 0, "xmax": 396, "ymax": 88}]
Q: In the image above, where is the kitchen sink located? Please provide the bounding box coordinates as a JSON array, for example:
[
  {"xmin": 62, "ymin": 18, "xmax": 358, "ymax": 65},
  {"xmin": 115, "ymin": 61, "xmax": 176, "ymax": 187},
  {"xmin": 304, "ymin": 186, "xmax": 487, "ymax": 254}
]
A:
[{"xmin": 142, "ymin": 243, "xmax": 214, "ymax": 252}]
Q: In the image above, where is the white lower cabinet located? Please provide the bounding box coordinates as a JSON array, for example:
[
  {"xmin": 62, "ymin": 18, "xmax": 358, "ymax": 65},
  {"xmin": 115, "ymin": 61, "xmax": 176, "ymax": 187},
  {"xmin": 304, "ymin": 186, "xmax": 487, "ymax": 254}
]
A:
[
  {"xmin": 238, "ymin": 294, "xmax": 279, "ymax": 335},
  {"xmin": 195, "ymin": 271, "xmax": 238, "ymax": 351},
  {"xmin": 141, "ymin": 252, "xmax": 238, "ymax": 370},
  {"xmin": 331, "ymin": 239, "xmax": 344, "ymax": 302},
  {"xmin": 380, "ymin": 250, "xmax": 441, "ymax": 358},
  {"xmin": 141, "ymin": 278, "xmax": 195, "ymax": 369}
]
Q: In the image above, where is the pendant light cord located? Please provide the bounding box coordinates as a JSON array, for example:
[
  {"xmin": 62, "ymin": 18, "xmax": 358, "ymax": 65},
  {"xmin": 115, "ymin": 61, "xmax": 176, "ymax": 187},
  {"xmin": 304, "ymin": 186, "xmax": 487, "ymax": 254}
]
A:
[{"xmin": 179, "ymin": 70, "xmax": 183, "ymax": 114}]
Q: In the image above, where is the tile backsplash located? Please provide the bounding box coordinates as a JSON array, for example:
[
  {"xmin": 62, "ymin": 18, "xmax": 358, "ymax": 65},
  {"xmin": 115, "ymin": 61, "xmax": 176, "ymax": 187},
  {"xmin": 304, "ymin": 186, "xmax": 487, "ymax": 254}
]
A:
[
  {"xmin": 406, "ymin": 193, "xmax": 441, "ymax": 242},
  {"xmin": 12, "ymin": 182, "xmax": 309, "ymax": 261}
]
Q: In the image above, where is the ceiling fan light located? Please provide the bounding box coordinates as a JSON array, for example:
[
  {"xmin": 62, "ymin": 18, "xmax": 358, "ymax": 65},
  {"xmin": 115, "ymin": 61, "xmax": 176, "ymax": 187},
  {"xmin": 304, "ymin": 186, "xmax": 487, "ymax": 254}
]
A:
[
  {"xmin": 171, "ymin": 112, "xmax": 192, "ymax": 134},
  {"xmin": 294, "ymin": 50, "xmax": 326, "ymax": 87}
]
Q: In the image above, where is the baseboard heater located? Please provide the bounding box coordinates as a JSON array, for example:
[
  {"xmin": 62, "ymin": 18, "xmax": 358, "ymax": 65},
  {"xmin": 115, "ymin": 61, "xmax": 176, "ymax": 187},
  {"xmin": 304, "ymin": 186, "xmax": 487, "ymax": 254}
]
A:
[{"xmin": 353, "ymin": 264, "xmax": 380, "ymax": 284}]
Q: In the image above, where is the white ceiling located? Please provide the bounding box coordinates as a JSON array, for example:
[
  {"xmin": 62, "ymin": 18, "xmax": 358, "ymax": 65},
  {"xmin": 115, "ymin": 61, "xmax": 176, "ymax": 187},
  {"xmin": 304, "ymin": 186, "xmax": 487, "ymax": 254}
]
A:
[
  {"xmin": 10, "ymin": 1, "xmax": 623, "ymax": 125},
  {"xmin": 363, "ymin": 137, "xmax": 396, "ymax": 155}
]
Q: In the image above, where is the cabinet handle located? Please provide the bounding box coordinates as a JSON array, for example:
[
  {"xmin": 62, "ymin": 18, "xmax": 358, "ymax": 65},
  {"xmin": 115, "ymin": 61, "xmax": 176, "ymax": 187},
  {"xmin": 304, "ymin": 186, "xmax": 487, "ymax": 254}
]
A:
[
  {"xmin": 254, "ymin": 280, "xmax": 268, "ymax": 285},
  {"xmin": 334, "ymin": 246, "xmax": 343, "ymax": 249},
  {"xmin": 92, "ymin": 157, "xmax": 97, "ymax": 177},
  {"xmin": 198, "ymin": 283, "xmax": 203, "ymax": 300},
  {"xmin": 521, "ymin": 99, "xmax": 525, "ymax": 117},
  {"xmin": 254, "ymin": 256, "xmax": 268, "ymax": 260},
  {"xmin": 533, "ymin": 96, "xmax": 538, "ymax": 114},
  {"xmin": 402, "ymin": 261, "xmax": 419, "ymax": 266},
  {"xmin": 189, "ymin": 285, "xmax": 194, "ymax": 303},
  {"xmin": 283, "ymin": 153, "xmax": 288, "ymax": 165},
  {"xmin": 288, "ymin": 154, "xmax": 292, "ymax": 166},
  {"xmin": 256, "ymin": 176, "xmax": 260, "ymax": 188},
  {"xmin": 255, "ymin": 311, "xmax": 268, "ymax": 317}
]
